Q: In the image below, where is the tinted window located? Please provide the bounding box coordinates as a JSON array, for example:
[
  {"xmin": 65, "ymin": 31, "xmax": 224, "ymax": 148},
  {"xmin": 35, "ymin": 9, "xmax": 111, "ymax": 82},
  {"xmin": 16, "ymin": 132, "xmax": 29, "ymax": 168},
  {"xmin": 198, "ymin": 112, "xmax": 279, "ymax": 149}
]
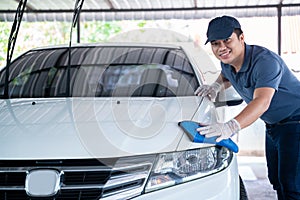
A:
[{"xmin": 0, "ymin": 46, "xmax": 199, "ymax": 98}]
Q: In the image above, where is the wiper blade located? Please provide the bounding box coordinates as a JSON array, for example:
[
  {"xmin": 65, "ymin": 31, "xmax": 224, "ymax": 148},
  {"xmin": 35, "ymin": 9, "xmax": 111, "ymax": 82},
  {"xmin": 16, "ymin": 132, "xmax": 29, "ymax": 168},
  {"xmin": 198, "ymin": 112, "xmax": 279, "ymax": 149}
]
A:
[
  {"xmin": 66, "ymin": 0, "xmax": 85, "ymax": 97},
  {"xmin": 4, "ymin": 0, "xmax": 27, "ymax": 98}
]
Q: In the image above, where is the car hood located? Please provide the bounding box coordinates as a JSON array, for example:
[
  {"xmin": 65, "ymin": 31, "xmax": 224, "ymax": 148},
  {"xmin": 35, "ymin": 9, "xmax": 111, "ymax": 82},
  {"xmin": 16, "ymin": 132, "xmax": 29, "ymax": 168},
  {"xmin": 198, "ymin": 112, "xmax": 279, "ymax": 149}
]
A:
[{"xmin": 0, "ymin": 97, "xmax": 210, "ymax": 159}]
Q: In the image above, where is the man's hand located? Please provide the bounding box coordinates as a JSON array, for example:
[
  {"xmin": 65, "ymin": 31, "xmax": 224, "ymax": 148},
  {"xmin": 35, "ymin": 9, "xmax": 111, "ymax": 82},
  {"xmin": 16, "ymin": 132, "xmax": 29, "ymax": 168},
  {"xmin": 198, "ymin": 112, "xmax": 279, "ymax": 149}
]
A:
[
  {"xmin": 197, "ymin": 119, "xmax": 241, "ymax": 142},
  {"xmin": 194, "ymin": 82, "xmax": 222, "ymax": 102}
]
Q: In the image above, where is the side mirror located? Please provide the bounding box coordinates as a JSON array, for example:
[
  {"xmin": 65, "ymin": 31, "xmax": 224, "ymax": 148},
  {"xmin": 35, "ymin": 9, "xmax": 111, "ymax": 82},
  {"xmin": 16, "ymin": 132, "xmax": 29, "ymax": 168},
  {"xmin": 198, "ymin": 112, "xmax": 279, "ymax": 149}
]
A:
[{"xmin": 214, "ymin": 86, "xmax": 243, "ymax": 107}]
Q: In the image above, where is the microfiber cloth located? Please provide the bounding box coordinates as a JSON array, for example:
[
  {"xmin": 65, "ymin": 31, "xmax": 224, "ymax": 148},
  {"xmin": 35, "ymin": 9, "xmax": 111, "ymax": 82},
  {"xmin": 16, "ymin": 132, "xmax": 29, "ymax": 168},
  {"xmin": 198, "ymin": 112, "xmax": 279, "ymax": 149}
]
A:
[{"xmin": 178, "ymin": 120, "xmax": 239, "ymax": 153}]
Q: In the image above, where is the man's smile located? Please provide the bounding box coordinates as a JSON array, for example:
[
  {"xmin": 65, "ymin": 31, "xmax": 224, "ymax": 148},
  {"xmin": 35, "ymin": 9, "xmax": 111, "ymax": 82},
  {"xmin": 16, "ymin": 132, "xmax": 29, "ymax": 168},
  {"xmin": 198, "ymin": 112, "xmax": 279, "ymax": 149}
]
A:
[{"xmin": 219, "ymin": 50, "xmax": 231, "ymax": 59}]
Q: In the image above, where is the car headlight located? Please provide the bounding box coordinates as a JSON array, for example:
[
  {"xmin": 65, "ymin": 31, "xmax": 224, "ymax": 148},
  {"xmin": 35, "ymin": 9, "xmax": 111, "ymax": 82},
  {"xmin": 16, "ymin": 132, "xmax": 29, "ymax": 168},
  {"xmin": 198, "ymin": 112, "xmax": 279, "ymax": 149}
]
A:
[
  {"xmin": 145, "ymin": 146, "xmax": 232, "ymax": 193},
  {"xmin": 100, "ymin": 146, "xmax": 232, "ymax": 199}
]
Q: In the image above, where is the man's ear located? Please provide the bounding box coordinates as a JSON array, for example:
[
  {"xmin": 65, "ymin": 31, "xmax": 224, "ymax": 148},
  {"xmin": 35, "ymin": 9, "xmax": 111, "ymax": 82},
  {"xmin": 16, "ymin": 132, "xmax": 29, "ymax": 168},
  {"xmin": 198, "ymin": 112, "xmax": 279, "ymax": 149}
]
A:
[{"xmin": 239, "ymin": 33, "xmax": 245, "ymax": 42}]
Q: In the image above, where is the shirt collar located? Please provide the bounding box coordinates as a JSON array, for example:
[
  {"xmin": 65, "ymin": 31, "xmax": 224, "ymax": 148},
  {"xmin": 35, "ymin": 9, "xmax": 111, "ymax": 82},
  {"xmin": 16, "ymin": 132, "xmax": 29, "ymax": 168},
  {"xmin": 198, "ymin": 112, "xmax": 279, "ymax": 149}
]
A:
[{"xmin": 238, "ymin": 43, "xmax": 252, "ymax": 73}]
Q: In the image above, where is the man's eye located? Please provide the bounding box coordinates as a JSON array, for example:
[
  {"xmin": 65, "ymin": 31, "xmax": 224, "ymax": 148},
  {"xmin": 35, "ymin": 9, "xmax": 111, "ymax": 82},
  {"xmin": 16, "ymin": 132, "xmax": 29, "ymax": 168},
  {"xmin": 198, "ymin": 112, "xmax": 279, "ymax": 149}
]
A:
[
  {"xmin": 211, "ymin": 42, "xmax": 218, "ymax": 46},
  {"xmin": 224, "ymin": 38, "xmax": 231, "ymax": 43}
]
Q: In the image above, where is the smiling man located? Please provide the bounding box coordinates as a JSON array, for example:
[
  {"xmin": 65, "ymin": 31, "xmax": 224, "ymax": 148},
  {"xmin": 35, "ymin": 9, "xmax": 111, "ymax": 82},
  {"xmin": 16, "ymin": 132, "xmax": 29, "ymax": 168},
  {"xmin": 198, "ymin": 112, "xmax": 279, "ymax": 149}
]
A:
[{"xmin": 195, "ymin": 15, "xmax": 300, "ymax": 200}]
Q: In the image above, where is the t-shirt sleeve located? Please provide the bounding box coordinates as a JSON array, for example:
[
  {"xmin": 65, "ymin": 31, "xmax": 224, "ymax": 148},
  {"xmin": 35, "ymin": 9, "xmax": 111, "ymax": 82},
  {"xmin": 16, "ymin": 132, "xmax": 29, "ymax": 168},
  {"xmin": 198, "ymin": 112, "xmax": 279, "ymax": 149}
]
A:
[{"xmin": 254, "ymin": 58, "xmax": 282, "ymax": 91}]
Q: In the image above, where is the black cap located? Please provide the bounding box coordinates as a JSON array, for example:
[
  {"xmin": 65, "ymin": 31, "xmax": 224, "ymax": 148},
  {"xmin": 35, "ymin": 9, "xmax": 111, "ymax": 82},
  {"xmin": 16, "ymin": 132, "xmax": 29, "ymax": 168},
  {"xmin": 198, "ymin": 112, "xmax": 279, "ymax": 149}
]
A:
[{"xmin": 205, "ymin": 16, "xmax": 241, "ymax": 45}]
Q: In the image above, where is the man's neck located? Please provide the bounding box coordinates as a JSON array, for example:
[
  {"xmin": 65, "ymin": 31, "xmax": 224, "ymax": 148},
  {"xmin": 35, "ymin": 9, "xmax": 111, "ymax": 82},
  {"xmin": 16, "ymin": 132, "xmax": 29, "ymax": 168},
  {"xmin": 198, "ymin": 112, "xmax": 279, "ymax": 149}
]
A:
[{"xmin": 231, "ymin": 46, "xmax": 245, "ymax": 73}]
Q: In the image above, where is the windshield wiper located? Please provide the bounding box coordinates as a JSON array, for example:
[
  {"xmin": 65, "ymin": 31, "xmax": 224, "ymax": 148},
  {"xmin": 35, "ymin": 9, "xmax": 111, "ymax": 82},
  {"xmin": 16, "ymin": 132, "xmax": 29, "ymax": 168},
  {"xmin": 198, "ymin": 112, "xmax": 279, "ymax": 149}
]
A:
[
  {"xmin": 4, "ymin": 0, "xmax": 27, "ymax": 98},
  {"xmin": 66, "ymin": 0, "xmax": 85, "ymax": 97}
]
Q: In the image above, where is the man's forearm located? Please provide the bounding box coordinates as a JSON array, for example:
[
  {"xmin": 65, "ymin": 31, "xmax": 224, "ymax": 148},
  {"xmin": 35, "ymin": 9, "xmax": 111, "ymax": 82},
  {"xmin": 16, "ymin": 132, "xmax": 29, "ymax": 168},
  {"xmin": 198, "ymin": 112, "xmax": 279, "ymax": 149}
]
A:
[
  {"xmin": 234, "ymin": 98, "xmax": 268, "ymax": 129},
  {"xmin": 234, "ymin": 87, "xmax": 275, "ymax": 129},
  {"xmin": 215, "ymin": 74, "xmax": 231, "ymax": 90}
]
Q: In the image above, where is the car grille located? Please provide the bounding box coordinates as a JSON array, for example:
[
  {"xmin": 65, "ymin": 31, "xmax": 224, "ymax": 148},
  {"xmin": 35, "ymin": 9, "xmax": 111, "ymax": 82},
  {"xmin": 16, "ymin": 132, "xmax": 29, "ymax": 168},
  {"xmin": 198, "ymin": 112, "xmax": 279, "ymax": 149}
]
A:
[{"xmin": 0, "ymin": 158, "xmax": 152, "ymax": 200}]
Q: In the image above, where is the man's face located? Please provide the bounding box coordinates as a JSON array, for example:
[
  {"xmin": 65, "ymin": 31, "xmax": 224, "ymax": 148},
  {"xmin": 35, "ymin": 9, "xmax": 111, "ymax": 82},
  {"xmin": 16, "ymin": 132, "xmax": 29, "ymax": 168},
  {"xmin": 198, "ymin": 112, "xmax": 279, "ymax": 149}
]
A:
[{"xmin": 210, "ymin": 32, "xmax": 245, "ymax": 68}]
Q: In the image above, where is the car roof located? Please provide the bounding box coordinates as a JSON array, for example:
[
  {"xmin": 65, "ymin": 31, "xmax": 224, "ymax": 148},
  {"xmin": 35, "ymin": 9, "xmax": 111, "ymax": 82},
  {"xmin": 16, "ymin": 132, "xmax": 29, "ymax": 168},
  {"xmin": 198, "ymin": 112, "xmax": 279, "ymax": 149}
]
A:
[{"xmin": 31, "ymin": 42, "xmax": 182, "ymax": 51}]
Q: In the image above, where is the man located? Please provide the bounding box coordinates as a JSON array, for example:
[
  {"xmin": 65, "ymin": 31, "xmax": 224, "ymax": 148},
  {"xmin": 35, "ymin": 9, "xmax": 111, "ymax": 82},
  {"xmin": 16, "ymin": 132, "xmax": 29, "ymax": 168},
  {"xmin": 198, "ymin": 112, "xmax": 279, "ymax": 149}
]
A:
[{"xmin": 195, "ymin": 15, "xmax": 300, "ymax": 200}]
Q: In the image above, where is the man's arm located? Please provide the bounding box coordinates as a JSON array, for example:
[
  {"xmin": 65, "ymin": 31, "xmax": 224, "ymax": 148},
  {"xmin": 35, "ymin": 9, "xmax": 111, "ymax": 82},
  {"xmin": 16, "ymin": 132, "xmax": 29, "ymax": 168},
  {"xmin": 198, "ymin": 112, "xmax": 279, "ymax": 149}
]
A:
[
  {"xmin": 197, "ymin": 87, "xmax": 275, "ymax": 142},
  {"xmin": 234, "ymin": 87, "xmax": 275, "ymax": 129},
  {"xmin": 215, "ymin": 74, "xmax": 232, "ymax": 90}
]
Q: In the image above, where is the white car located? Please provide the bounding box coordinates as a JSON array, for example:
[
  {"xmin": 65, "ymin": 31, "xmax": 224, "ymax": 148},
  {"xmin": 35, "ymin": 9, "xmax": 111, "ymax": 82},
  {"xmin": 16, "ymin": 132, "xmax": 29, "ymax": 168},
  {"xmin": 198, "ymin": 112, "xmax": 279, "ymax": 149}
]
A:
[{"xmin": 0, "ymin": 43, "xmax": 247, "ymax": 199}]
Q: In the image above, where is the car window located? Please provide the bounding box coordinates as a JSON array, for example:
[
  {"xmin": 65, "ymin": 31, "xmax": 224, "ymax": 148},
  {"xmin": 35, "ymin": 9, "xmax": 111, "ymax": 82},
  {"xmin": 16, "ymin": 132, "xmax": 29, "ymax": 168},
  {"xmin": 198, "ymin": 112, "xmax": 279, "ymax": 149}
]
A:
[{"xmin": 0, "ymin": 46, "xmax": 199, "ymax": 98}]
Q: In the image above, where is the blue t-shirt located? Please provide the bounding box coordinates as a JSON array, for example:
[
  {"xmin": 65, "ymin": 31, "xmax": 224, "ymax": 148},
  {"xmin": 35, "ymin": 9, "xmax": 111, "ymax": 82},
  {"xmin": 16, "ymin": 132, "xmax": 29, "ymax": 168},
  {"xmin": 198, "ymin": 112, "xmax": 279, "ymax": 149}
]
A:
[{"xmin": 221, "ymin": 44, "xmax": 300, "ymax": 124}]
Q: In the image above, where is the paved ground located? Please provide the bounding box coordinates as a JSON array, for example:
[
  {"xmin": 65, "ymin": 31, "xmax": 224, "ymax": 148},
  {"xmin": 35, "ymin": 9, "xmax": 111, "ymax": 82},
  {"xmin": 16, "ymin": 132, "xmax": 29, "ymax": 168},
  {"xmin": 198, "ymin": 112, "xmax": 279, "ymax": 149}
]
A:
[{"xmin": 237, "ymin": 156, "xmax": 277, "ymax": 200}]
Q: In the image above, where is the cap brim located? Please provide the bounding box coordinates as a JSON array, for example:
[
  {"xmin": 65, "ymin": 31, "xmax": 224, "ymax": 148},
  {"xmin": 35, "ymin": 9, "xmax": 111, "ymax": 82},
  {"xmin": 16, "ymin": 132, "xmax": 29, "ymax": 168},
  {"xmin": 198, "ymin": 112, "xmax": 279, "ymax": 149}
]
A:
[{"xmin": 205, "ymin": 28, "xmax": 234, "ymax": 45}]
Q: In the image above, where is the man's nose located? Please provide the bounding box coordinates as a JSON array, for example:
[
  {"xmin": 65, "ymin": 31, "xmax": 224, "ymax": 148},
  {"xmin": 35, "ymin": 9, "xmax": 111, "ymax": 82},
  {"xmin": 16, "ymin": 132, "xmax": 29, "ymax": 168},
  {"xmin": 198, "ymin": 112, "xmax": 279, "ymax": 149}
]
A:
[{"xmin": 219, "ymin": 41, "xmax": 227, "ymax": 50}]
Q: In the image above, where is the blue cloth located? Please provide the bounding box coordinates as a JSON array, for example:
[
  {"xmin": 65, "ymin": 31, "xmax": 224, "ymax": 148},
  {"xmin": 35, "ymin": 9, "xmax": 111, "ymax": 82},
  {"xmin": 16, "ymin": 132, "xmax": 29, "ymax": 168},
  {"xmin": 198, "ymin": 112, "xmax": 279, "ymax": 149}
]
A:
[
  {"xmin": 178, "ymin": 121, "xmax": 239, "ymax": 153},
  {"xmin": 265, "ymin": 120, "xmax": 300, "ymax": 199},
  {"xmin": 221, "ymin": 44, "xmax": 300, "ymax": 124}
]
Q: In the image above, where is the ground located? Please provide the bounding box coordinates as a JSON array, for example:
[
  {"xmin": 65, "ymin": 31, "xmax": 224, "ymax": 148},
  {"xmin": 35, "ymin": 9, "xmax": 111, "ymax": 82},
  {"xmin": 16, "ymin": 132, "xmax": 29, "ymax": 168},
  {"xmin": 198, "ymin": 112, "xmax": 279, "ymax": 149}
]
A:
[{"xmin": 238, "ymin": 156, "xmax": 277, "ymax": 200}]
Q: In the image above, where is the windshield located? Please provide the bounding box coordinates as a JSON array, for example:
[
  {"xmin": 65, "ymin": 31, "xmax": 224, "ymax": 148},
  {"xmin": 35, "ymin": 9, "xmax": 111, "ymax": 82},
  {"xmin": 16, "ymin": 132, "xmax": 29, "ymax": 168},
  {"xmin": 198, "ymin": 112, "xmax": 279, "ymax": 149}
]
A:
[{"xmin": 0, "ymin": 46, "xmax": 199, "ymax": 98}]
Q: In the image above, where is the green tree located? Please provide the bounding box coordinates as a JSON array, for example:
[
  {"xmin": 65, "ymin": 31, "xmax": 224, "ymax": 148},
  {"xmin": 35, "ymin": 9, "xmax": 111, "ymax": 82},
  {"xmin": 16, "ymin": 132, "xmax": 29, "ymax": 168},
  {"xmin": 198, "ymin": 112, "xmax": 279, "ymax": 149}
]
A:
[
  {"xmin": 0, "ymin": 22, "xmax": 12, "ymax": 68},
  {"xmin": 81, "ymin": 21, "xmax": 122, "ymax": 42}
]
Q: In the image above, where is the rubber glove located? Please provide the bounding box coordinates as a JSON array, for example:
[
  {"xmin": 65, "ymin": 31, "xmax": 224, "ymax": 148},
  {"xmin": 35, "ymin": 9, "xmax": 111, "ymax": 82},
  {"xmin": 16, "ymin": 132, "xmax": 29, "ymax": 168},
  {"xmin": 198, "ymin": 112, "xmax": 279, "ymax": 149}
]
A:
[
  {"xmin": 194, "ymin": 82, "xmax": 222, "ymax": 102},
  {"xmin": 197, "ymin": 119, "xmax": 241, "ymax": 142}
]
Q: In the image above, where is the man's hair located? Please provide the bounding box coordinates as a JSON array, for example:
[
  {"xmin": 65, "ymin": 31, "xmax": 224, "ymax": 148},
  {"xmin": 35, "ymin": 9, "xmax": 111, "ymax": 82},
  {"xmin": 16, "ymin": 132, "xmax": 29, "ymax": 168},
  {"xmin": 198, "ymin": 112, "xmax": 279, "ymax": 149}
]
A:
[{"xmin": 234, "ymin": 28, "xmax": 243, "ymax": 38}]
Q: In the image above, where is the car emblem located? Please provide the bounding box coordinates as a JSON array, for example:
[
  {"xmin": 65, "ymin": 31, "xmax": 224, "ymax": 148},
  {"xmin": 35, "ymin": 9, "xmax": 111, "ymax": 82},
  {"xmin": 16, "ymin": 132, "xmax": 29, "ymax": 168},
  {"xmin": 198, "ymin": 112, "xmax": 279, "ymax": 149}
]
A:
[{"xmin": 25, "ymin": 169, "xmax": 61, "ymax": 197}]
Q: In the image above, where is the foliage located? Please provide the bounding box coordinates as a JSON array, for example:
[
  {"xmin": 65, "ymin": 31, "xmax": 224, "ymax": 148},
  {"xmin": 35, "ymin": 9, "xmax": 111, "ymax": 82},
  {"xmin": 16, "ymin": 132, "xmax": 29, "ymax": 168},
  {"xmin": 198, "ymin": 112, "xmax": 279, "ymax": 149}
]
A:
[
  {"xmin": 0, "ymin": 21, "xmax": 128, "ymax": 69},
  {"xmin": 0, "ymin": 22, "xmax": 12, "ymax": 68},
  {"xmin": 81, "ymin": 21, "xmax": 122, "ymax": 43}
]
